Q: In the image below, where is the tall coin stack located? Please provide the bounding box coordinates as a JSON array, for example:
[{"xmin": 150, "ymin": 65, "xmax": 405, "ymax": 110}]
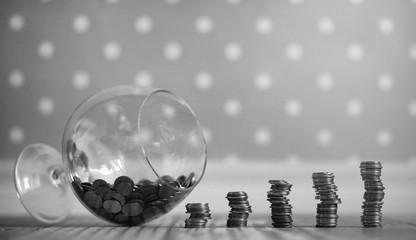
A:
[
  {"xmin": 267, "ymin": 180, "xmax": 293, "ymax": 228},
  {"xmin": 226, "ymin": 191, "xmax": 253, "ymax": 228},
  {"xmin": 184, "ymin": 203, "xmax": 211, "ymax": 228},
  {"xmin": 312, "ymin": 172, "xmax": 342, "ymax": 228},
  {"xmin": 360, "ymin": 161, "xmax": 385, "ymax": 228}
]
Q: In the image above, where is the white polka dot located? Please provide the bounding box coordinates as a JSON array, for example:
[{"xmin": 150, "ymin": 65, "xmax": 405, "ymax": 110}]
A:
[
  {"xmin": 254, "ymin": 128, "xmax": 272, "ymax": 146},
  {"xmin": 318, "ymin": 17, "xmax": 335, "ymax": 35},
  {"xmin": 103, "ymin": 42, "xmax": 121, "ymax": 61},
  {"xmin": 317, "ymin": 72, "xmax": 334, "ymax": 91},
  {"xmin": 408, "ymin": 157, "xmax": 416, "ymax": 166},
  {"xmin": 164, "ymin": 42, "xmax": 182, "ymax": 61},
  {"xmin": 195, "ymin": 16, "xmax": 213, "ymax": 34},
  {"xmin": 38, "ymin": 96, "xmax": 55, "ymax": 115},
  {"xmin": 254, "ymin": 72, "xmax": 273, "ymax": 91},
  {"xmin": 9, "ymin": 70, "xmax": 25, "ymax": 88},
  {"xmin": 202, "ymin": 127, "xmax": 212, "ymax": 144},
  {"xmin": 378, "ymin": 17, "xmax": 394, "ymax": 34},
  {"xmin": 73, "ymin": 15, "xmax": 90, "ymax": 33},
  {"xmin": 316, "ymin": 128, "xmax": 333, "ymax": 146},
  {"xmin": 223, "ymin": 98, "xmax": 242, "ymax": 117},
  {"xmin": 347, "ymin": 43, "xmax": 364, "ymax": 61},
  {"xmin": 226, "ymin": 0, "xmax": 242, "ymax": 4},
  {"xmin": 106, "ymin": 102, "xmax": 120, "ymax": 116},
  {"xmin": 224, "ymin": 43, "xmax": 243, "ymax": 61},
  {"xmin": 9, "ymin": 126, "xmax": 25, "ymax": 144},
  {"xmin": 165, "ymin": 0, "xmax": 181, "ymax": 4},
  {"xmin": 408, "ymin": 101, "xmax": 416, "ymax": 117},
  {"xmin": 194, "ymin": 72, "xmax": 213, "ymax": 90},
  {"xmin": 161, "ymin": 104, "xmax": 176, "ymax": 120},
  {"xmin": 377, "ymin": 73, "xmax": 393, "ymax": 91},
  {"xmin": 134, "ymin": 71, "xmax": 153, "ymax": 87},
  {"xmin": 105, "ymin": 0, "xmax": 119, "ymax": 4},
  {"xmin": 376, "ymin": 129, "xmax": 391, "ymax": 146},
  {"xmin": 285, "ymin": 99, "xmax": 302, "ymax": 117},
  {"xmin": 350, "ymin": 0, "xmax": 364, "ymax": 5},
  {"xmin": 346, "ymin": 99, "xmax": 363, "ymax": 117},
  {"xmin": 9, "ymin": 14, "xmax": 25, "ymax": 31},
  {"xmin": 288, "ymin": 0, "xmax": 303, "ymax": 5},
  {"xmin": 286, "ymin": 43, "xmax": 303, "ymax": 61},
  {"xmin": 409, "ymin": 44, "xmax": 416, "ymax": 60},
  {"xmin": 72, "ymin": 71, "xmax": 90, "ymax": 90},
  {"xmin": 38, "ymin": 41, "xmax": 55, "ymax": 59},
  {"xmin": 135, "ymin": 15, "xmax": 153, "ymax": 34},
  {"xmin": 138, "ymin": 127, "xmax": 154, "ymax": 145},
  {"xmin": 256, "ymin": 16, "xmax": 273, "ymax": 35}
]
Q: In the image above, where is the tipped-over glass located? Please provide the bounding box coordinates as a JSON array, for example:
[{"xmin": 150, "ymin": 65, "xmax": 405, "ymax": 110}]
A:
[{"xmin": 14, "ymin": 86, "xmax": 207, "ymax": 225}]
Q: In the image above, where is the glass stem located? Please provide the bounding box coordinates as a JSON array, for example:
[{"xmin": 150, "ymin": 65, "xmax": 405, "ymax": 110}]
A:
[{"xmin": 49, "ymin": 165, "xmax": 67, "ymax": 190}]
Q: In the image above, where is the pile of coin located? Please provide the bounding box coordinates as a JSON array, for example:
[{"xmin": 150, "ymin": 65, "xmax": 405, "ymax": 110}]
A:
[
  {"xmin": 226, "ymin": 191, "xmax": 252, "ymax": 227},
  {"xmin": 184, "ymin": 203, "xmax": 211, "ymax": 228},
  {"xmin": 71, "ymin": 173, "xmax": 196, "ymax": 226},
  {"xmin": 312, "ymin": 172, "xmax": 342, "ymax": 227},
  {"xmin": 360, "ymin": 161, "xmax": 385, "ymax": 228},
  {"xmin": 266, "ymin": 180, "xmax": 293, "ymax": 228}
]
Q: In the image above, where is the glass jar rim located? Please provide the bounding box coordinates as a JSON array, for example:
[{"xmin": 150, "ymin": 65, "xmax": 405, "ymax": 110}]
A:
[{"xmin": 138, "ymin": 88, "xmax": 207, "ymax": 191}]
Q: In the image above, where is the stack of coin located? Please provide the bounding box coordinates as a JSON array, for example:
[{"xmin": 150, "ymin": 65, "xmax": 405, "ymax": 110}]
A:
[
  {"xmin": 226, "ymin": 191, "xmax": 252, "ymax": 228},
  {"xmin": 312, "ymin": 172, "xmax": 342, "ymax": 227},
  {"xmin": 360, "ymin": 161, "xmax": 385, "ymax": 228},
  {"xmin": 184, "ymin": 203, "xmax": 211, "ymax": 228},
  {"xmin": 267, "ymin": 180, "xmax": 293, "ymax": 228}
]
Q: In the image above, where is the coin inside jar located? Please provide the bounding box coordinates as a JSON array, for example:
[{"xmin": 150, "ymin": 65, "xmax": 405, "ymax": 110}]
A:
[
  {"xmin": 72, "ymin": 175, "xmax": 190, "ymax": 226},
  {"xmin": 103, "ymin": 200, "xmax": 122, "ymax": 213},
  {"xmin": 122, "ymin": 202, "xmax": 144, "ymax": 217}
]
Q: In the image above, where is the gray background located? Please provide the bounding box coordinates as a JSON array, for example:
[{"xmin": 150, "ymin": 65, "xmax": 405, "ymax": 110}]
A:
[{"xmin": 1, "ymin": 0, "xmax": 416, "ymax": 161}]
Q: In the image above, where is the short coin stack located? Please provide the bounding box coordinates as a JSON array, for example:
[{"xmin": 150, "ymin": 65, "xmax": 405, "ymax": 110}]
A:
[
  {"xmin": 312, "ymin": 172, "xmax": 342, "ymax": 228},
  {"xmin": 267, "ymin": 180, "xmax": 293, "ymax": 228},
  {"xmin": 360, "ymin": 161, "xmax": 385, "ymax": 228},
  {"xmin": 184, "ymin": 203, "xmax": 211, "ymax": 228},
  {"xmin": 226, "ymin": 191, "xmax": 252, "ymax": 228}
]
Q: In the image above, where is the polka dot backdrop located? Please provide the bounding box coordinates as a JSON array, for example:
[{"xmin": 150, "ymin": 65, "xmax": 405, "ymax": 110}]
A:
[{"xmin": 1, "ymin": 0, "xmax": 416, "ymax": 162}]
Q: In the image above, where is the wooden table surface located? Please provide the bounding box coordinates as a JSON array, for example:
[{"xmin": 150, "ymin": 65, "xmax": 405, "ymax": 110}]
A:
[
  {"xmin": 1, "ymin": 214, "xmax": 416, "ymax": 240},
  {"xmin": 1, "ymin": 159, "xmax": 415, "ymax": 239}
]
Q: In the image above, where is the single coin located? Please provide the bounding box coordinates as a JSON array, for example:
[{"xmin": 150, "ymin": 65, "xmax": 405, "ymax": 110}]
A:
[
  {"xmin": 128, "ymin": 198, "xmax": 146, "ymax": 207},
  {"xmin": 95, "ymin": 186, "xmax": 114, "ymax": 200},
  {"xmin": 176, "ymin": 175, "xmax": 186, "ymax": 186},
  {"xmin": 92, "ymin": 179, "xmax": 108, "ymax": 190},
  {"xmin": 84, "ymin": 191, "xmax": 103, "ymax": 208},
  {"xmin": 137, "ymin": 183, "xmax": 159, "ymax": 196},
  {"xmin": 112, "ymin": 192, "xmax": 126, "ymax": 206},
  {"xmin": 122, "ymin": 202, "xmax": 144, "ymax": 217},
  {"xmin": 114, "ymin": 176, "xmax": 134, "ymax": 188},
  {"xmin": 116, "ymin": 182, "xmax": 134, "ymax": 197},
  {"xmin": 182, "ymin": 172, "xmax": 195, "ymax": 188},
  {"xmin": 103, "ymin": 199, "xmax": 122, "ymax": 213}
]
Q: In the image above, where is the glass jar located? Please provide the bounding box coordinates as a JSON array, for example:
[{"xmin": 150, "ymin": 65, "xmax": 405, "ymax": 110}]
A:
[{"xmin": 15, "ymin": 86, "xmax": 207, "ymax": 225}]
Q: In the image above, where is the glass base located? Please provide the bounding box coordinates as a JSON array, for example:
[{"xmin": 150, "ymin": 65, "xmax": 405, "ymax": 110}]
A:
[{"xmin": 14, "ymin": 143, "xmax": 72, "ymax": 224}]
